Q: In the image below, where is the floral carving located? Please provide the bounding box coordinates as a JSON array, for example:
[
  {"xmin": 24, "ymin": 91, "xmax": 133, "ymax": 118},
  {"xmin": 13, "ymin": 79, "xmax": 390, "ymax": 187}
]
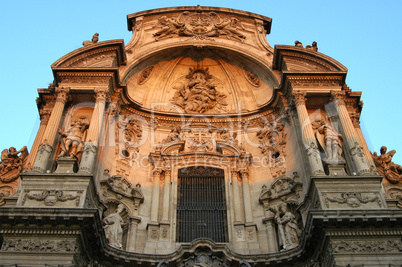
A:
[
  {"xmin": 372, "ymin": 146, "xmax": 402, "ymax": 184},
  {"xmin": 1, "ymin": 239, "xmax": 77, "ymax": 252},
  {"xmin": 170, "ymin": 65, "xmax": 227, "ymax": 113},
  {"xmin": 153, "ymin": 11, "xmax": 246, "ymax": 42},
  {"xmin": 322, "ymin": 192, "xmax": 382, "ymax": 208},
  {"xmin": 332, "ymin": 240, "xmax": 402, "ymax": 254},
  {"xmin": 243, "ymin": 68, "xmax": 261, "ymax": 87},
  {"xmin": 137, "ymin": 65, "xmax": 154, "ymax": 85},
  {"xmin": 0, "ymin": 146, "xmax": 28, "ymax": 183},
  {"xmin": 24, "ymin": 190, "xmax": 82, "ymax": 206}
]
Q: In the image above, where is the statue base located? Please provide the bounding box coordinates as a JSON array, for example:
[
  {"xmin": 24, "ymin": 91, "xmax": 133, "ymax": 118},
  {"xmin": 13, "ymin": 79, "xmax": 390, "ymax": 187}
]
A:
[
  {"xmin": 323, "ymin": 158, "xmax": 347, "ymax": 176},
  {"xmin": 54, "ymin": 157, "xmax": 78, "ymax": 174}
]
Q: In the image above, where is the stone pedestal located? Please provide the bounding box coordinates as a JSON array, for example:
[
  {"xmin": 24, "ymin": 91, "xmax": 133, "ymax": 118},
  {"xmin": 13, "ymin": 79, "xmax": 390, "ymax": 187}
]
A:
[{"xmin": 54, "ymin": 157, "xmax": 78, "ymax": 174}]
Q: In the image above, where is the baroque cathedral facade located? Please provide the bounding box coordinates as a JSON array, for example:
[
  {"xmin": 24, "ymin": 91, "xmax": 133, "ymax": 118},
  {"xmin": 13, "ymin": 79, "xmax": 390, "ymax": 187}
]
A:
[{"xmin": 1, "ymin": 6, "xmax": 401, "ymax": 267}]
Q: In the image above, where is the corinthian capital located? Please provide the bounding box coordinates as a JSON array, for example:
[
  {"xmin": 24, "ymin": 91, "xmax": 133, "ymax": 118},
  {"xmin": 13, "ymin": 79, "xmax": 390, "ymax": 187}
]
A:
[
  {"xmin": 292, "ymin": 90, "xmax": 307, "ymax": 107},
  {"xmin": 39, "ymin": 109, "xmax": 51, "ymax": 125},
  {"xmin": 55, "ymin": 87, "xmax": 70, "ymax": 104},
  {"xmin": 94, "ymin": 87, "xmax": 110, "ymax": 102},
  {"xmin": 330, "ymin": 90, "xmax": 346, "ymax": 106}
]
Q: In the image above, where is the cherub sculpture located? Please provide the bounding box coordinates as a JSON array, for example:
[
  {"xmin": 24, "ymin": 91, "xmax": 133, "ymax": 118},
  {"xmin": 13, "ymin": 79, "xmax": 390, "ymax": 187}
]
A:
[
  {"xmin": 0, "ymin": 146, "xmax": 28, "ymax": 183},
  {"xmin": 372, "ymin": 146, "xmax": 402, "ymax": 184}
]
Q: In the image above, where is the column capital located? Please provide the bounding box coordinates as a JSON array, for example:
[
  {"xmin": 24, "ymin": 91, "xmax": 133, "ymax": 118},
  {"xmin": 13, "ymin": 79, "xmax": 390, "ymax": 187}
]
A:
[
  {"xmin": 350, "ymin": 113, "xmax": 361, "ymax": 129},
  {"xmin": 330, "ymin": 90, "xmax": 346, "ymax": 106},
  {"xmin": 39, "ymin": 109, "xmax": 51, "ymax": 125},
  {"xmin": 94, "ymin": 87, "xmax": 110, "ymax": 102},
  {"xmin": 55, "ymin": 87, "xmax": 70, "ymax": 104},
  {"xmin": 240, "ymin": 169, "xmax": 249, "ymax": 180},
  {"xmin": 292, "ymin": 90, "xmax": 307, "ymax": 107},
  {"xmin": 153, "ymin": 169, "xmax": 162, "ymax": 177}
]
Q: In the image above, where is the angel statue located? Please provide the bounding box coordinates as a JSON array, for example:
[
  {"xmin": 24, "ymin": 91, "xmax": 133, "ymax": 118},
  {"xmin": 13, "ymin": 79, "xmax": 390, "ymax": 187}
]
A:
[
  {"xmin": 372, "ymin": 146, "xmax": 402, "ymax": 184},
  {"xmin": 57, "ymin": 117, "xmax": 89, "ymax": 158},
  {"xmin": 0, "ymin": 146, "xmax": 28, "ymax": 183},
  {"xmin": 315, "ymin": 120, "xmax": 343, "ymax": 164}
]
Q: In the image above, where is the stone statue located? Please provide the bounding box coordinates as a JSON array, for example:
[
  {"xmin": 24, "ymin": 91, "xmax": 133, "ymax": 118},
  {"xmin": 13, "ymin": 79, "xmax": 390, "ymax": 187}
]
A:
[
  {"xmin": 0, "ymin": 146, "xmax": 28, "ymax": 183},
  {"xmin": 170, "ymin": 65, "xmax": 227, "ymax": 113},
  {"xmin": 163, "ymin": 126, "xmax": 181, "ymax": 143},
  {"xmin": 271, "ymin": 204, "xmax": 301, "ymax": 250},
  {"xmin": 315, "ymin": 120, "xmax": 343, "ymax": 163},
  {"xmin": 372, "ymin": 146, "xmax": 402, "ymax": 184},
  {"xmin": 58, "ymin": 117, "xmax": 89, "ymax": 158},
  {"xmin": 82, "ymin": 33, "xmax": 99, "ymax": 46},
  {"xmin": 103, "ymin": 203, "xmax": 126, "ymax": 249},
  {"xmin": 215, "ymin": 17, "xmax": 246, "ymax": 42}
]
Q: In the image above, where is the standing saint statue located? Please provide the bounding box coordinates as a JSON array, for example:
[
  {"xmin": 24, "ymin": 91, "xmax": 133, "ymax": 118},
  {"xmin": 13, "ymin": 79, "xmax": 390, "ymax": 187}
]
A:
[
  {"xmin": 315, "ymin": 120, "xmax": 343, "ymax": 163},
  {"xmin": 271, "ymin": 204, "xmax": 301, "ymax": 250},
  {"xmin": 103, "ymin": 203, "xmax": 126, "ymax": 249}
]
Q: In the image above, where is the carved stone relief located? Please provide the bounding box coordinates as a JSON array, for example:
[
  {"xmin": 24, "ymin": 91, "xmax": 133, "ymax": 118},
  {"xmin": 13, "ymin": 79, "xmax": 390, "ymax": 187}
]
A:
[
  {"xmin": 170, "ymin": 65, "xmax": 228, "ymax": 113},
  {"xmin": 332, "ymin": 239, "xmax": 402, "ymax": 254},
  {"xmin": 185, "ymin": 127, "xmax": 215, "ymax": 152},
  {"xmin": 181, "ymin": 247, "xmax": 226, "ymax": 267},
  {"xmin": 153, "ymin": 11, "xmax": 246, "ymax": 42},
  {"xmin": 22, "ymin": 189, "xmax": 83, "ymax": 207},
  {"xmin": 243, "ymin": 68, "xmax": 261, "ymax": 87},
  {"xmin": 0, "ymin": 146, "xmax": 28, "ymax": 183},
  {"xmin": 256, "ymin": 120, "xmax": 287, "ymax": 178},
  {"xmin": 386, "ymin": 188, "xmax": 402, "ymax": 208},
  {"xmin": 1, "ymin": 239, "xmax": 77, "ymax": 253},
  {"xmin": 372, "ymin": 146, "xmax": 402, "ymax": 184},
  {"xmin": 137, "ymin": 65, "xmax": 155, "ymax": 85},
  {"xmin": 322, "ymin": 192, "xmax": 382, "ymax": 208},
  {"xmin": 116, "ymin": 116, "xmax": 143, "ymax": 166}
]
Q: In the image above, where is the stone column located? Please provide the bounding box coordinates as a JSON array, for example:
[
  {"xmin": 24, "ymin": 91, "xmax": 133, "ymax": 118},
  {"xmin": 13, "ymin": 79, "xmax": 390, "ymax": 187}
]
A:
[
  {"xmin": 292, "ymin": 91, "xmax": 325, "ymax": 175},
  {"xmin": 263, "ymin": 216, "xmax": 279, "ymax": 253},
  {"xmin": 161, "ymin": 169, "xmax": 171, "ymax": 223},
  {"xmin": 126, "ymin": 217, "xmax": 141, "ymax": 252},
  {"xmin": 351, "ymin": 114, "xmax": 377, "ymax": 173},
  {"xmin": 150, "ymin": 169, "xmax": 162, "ymax": 223},
  {"xmin": 240, "ymin": 169, "xmax": 253, "ymax": 223},
  {"xmin": 79, "ymin": 88, "xmax": 109, "ymax": 173},
  {"xmin": 331, "ymin": 91, "xmax": 370, "ymax": 175},
  {"xmin": 32, "ymin": 87, "xmax": 70, "ymax": 173},
  {"xmin": 25, "ymin": 110, "xmax": 51, "ymax": 171},
  {"xmin": 231, "ymin": 169, "xmax": 242, "ymax": 223}
]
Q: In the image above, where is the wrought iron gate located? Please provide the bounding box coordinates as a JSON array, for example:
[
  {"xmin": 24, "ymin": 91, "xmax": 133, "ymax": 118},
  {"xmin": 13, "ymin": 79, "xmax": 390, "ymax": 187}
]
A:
[{"xmin": 176, "ymin": 167, "xmax": 228, "ymax": 242}]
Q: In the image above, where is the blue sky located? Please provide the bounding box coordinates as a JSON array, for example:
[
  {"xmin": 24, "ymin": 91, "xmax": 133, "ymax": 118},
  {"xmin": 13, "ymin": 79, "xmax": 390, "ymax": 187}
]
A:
[{"xmin": 0, "ymin": 0, "xmax": 401, "ymax": 163}]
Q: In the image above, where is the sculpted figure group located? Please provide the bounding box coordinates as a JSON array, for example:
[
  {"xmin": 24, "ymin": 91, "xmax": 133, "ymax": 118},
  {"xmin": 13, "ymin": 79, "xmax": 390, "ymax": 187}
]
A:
[
  {"xmin": 270, "ymin": 204, "xmax": 301, "ymax": 250},
  {"xmin": 0, "ymin": 146, "xmax": 28, "ymax": 183},
  {"xmin": 372, "ymin": 146, "xmax": 402, "ymax": 184},
  {"xmin": 171, "ymin": 66, "xmax": 227, "ymax": 113},
  {"xmin": 58, "ymin": 117, "xmax": 89, "ymax": 158}
]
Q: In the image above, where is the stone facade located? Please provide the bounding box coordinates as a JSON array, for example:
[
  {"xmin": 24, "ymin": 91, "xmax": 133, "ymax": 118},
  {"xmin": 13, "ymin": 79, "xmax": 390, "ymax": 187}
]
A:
[{"xmin": 1, "ymin": 6, "xmax": 402, "ymax": 267}]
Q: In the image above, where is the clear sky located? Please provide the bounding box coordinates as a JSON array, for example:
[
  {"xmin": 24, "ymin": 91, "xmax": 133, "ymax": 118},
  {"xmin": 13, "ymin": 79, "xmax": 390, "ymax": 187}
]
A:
[{"xmin": 0, "ymin": 0, "xmax": 401, "ymax": 163}]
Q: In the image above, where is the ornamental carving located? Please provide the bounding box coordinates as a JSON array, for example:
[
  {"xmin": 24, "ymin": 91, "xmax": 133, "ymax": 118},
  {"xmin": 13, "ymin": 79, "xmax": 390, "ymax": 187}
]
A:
[
  {"xmin": 137, "ymin": 65, "xmax": 155, "ymax": 85},
  {"xmin": 162, "ymin": 126, "xmax": 181, "ymax": 144},
  {"xmin": 1, "ymin": 239, "xmax": 77, "ymax": 253},
  {"xmin": 23, "ymin": 190, "xmax": 82, "ymax": 207},
  {"xmin": 256, "ymin": 120, "xmax": 286, "ymax": 178},
  {"xmin": 386, "ymin": 188, "xmax": 402, "ymax": 208},
  {"xmin": 153, "ymin": 11, "xmax": 246, "ymax": 42},
  {"xmin": 243, "ymin": 68, "xmax": 261, "ymax": 87},
  {"xmin": 181, "ymin": 247, "xmax": 226, "ymax": 267},
  {"xmin": 372, "ymin": 146, "xmax": 402, "ymax": 184},
  {"xmin": 170, "ymin": 65, "xmax": 228, "ymax": 113},
  {"xmin": 322, "ymin": 192, "xmax": 382, "ymax": 208},
  {"xmin": 116, "ymin": 117, "xmax": 143, "ymax": 163},
  {"xmin": 332, "ymin": 239, "xmax": 402, "ymax": 254},
  {"xmin": 259, "ymin": 176, "xmax": 303, "ymax": 202},
  {"xmin": 0, "ymin": 146, "xmax": 28, "ymax": 183},
  {"xmin": 185, "ymin": 127, "xmax": 215, "ymax": 153}
]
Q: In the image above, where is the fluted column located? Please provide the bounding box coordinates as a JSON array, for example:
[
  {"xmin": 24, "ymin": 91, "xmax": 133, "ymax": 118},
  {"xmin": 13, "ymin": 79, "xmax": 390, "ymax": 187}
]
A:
[
  {"xmin": 25, "ymin": 110, "xmax": 51, "ymax": 171},
  {"xmin": 32, "ymin": 87, "xmax": 70, "ymax": 173},
  {"xmin": 240, "ymin": 169, "xmax": 253, "ymax": 223},
  {"xmin": 231, "ymin": 169, "xmax": 242, "ymax": 223},
  {"xmin": 292, "ymin": 91, "xmax": 325, "ymax": 175},
  {"xmin": 78, "ymin": 88, "xmax": 109, "ymax": 173},
  {"xmin": 150, "ymin": 169, "xmax": 162, "ymax": 223},
  {"xmin": 161, "ymin": 169, "xmax": 171, "ymax": 222},
  {"xmin": 331, "ymin": 91, "xmax": 370, "ymax": 175}
]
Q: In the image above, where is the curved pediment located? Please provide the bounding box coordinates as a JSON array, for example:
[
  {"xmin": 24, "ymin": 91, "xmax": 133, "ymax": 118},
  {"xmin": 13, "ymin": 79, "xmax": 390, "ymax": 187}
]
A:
[
  {"xmin": 122, "ymin": 47, "xmax": 278, "ymax": 115},
  {"xmin": 273, "ymin": 45, "xmax": 348, "ymax": 72},
  {"xmin": 52, "ymin": 40, "xmax": 126, "ymax": 69}
]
